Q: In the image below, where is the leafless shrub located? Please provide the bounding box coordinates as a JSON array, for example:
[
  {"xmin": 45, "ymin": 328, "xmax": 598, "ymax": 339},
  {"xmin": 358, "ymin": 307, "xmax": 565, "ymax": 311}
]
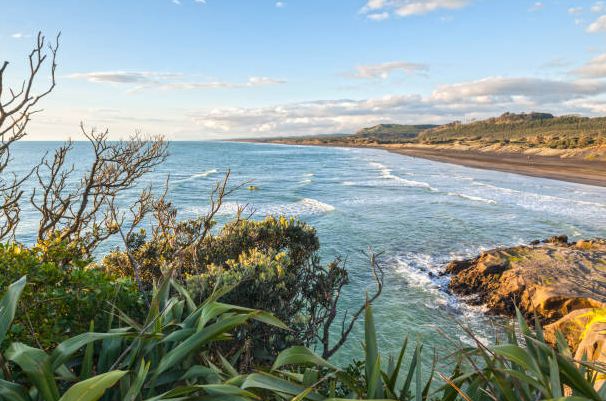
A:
[
  {"xmin": 31, "ymin": 124, "xmax": 168, "ymax": 256},
  {"xmin": 0, "ymin": 32, "xmax": 60, "ymax": 240}
]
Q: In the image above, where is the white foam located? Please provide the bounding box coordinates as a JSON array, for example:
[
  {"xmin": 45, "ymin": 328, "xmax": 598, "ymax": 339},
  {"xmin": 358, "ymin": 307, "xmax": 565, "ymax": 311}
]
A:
[
  {"xmin": 447, "ymin": 192, "xmax": 497, "ymax": 205},
  {"xmin": 474, "ymin": 182, "xmax": 606, "ymax": 207},
  {"xmin": 185, "ymin": 198, "xmax": 335, "ymax": 218},
  {"xmin": 469, "ymin": 181, "xmax": 606, "ymax": 226},
  {"xmin": 172, "ymin": 168, "xmax": 219, "ymax": 183},
  {"xmin": 263, "ymin": 198, "xmax": 335, "ymax": 215},
  {"xmin": 389, "ymin": 252, "xmax": 490, "ymax": 328},
  {"xmin": 369, "ymin": 162, "xmax": 438, "ymax": 191}
]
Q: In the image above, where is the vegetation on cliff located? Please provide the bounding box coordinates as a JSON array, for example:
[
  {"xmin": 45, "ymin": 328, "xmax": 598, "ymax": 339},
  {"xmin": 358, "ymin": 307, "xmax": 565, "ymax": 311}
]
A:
[
  {"xmin": 418, "ymin": 112, "xmax": 606, "ymax": 148},
  {"xmin": 263, "ymin": 112, "xmax": 606, "ymax": 153},
  {"xmin": 354, "ymin": 124, "xmax": 436, "ymax": 143}
]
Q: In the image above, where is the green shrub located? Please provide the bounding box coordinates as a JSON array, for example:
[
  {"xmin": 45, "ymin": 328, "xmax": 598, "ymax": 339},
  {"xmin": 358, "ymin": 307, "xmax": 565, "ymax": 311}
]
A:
[
  {"xmin": 102, "ymin": 216, "xmax": 350, "ymax": 366},
  {"xmin": 0, "ymin": 243, "xmax": 144, "ymax": 349}
]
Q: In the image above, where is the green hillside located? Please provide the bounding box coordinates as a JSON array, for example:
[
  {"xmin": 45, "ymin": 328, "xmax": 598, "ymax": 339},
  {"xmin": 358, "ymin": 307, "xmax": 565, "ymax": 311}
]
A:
[
  {"xmin": 262, "ymin": 113, "xmax": 606, "ymax": 150},
  {"xmin": 417, "ymin": 112, "xmax": 606, "ymax": 149},
  {"xmin": 354, "ymin": 123, "xmax": 436, "ymax": 143}
]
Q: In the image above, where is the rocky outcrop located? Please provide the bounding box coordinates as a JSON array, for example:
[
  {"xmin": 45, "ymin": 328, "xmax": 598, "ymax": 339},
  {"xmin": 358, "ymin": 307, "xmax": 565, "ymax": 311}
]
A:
[
  {"xmin": 445, "ymin": 237, "xmax": 606, "ymax": 320},
  {"xmin": 445, "ymin": 237, "xmax": 606, "ymax": 354}
]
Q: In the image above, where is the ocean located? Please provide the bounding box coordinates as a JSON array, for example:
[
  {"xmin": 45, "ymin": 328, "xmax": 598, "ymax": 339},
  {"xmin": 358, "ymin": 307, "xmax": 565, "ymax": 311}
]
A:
[{"xmin": 8, "ymin": 140, "xmax": 606, "ymax": 364}]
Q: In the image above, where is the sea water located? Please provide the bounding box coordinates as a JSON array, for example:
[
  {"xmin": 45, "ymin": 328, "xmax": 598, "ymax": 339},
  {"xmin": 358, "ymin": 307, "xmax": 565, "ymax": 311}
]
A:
[{"xmin": 8, "ymin": 141, "xmax": 606, "ymax": 364}]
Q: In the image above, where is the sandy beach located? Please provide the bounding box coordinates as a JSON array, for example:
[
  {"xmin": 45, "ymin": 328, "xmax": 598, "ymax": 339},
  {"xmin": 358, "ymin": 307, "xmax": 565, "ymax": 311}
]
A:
[
  {"xmin": 388, "ymin": 147, "xmax": 606, "ymax": 187},
  {"xmin": 246, "ymin": 140, "xmax": 606, "ymax": 187}
]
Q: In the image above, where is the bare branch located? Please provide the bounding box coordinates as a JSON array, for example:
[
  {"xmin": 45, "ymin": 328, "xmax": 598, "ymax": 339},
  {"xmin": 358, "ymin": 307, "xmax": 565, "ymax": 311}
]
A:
[
  {"xmin": 0, "ymin": 31, "xmax": 60, "ymax": 241},
  {"xmin": 321, "ymin": 252, "xmax": 384, "ymax": 359},
  {"xmin": 32, "ymin": 125, "xmax": 168, "ymax": 255}
]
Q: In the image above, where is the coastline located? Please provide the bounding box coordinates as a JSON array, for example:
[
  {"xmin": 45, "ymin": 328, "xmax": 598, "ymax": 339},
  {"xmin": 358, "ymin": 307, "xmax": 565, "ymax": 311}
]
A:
[
  {"xmin": 241, "ymin": 140, "xmax": 606, "ymax": 187},
  {"xmin": 387, "ymin": 147, "xmax": 606, "ymax": 187}
]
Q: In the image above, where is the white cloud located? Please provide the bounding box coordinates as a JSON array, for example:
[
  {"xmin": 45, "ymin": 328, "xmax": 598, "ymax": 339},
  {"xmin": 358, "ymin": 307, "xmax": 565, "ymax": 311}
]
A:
[
  {"xmin": 187, "ymin": 95, "xmax": 428, "ymax": 137},
  {"xmin": 540, "ymin": 57, "xmax": 570, "ymax": 69},
  {"xmin": 68, "ymin": 71, "xmax": 286, "ymax": 91},
  {"xmin": 10, "ymin": 32, "xmax": 30, "ymax": 39},
  {"xmin": 592, "ymin": 1, "xmax": 605, "ymax": 13},
  {"xmin": 367, "ymin": 12, "xmax": 390, "ymax": 20},
  {"xmin": 574, "ymin": 53, "xmax": 606, "ymax": 77},
  {"xmin": 360, "ymin": 0, "xmax": 471, "ymax": 19},
  {"xmin": 431, "ymin": 76, "xmax": 606, "ymax": 104},
  {"xmin": 529, "ymin": 2, "xmax": 544, "ymax": 12},
  {"xmin": 67, "ymin": 71, "xmax": 182, "ymax": 83},
  {"xmin": 172, "ymin": 0, "xmax": 181, "ymax": 5},
  {"xmin": 396, "ymin": 0, "xmax": 470, "ymax": 16},
  {"xmin": 180, "ymin": 75, "xmax": 606, "ymax": 138},
  {"xmin": 352, "ymin": 61, "xmax": 429, "ymax": 79},
  {"xmin": 42, "ymin": 70, "xmax": 606, "ymax": 140},
  {"xmin": 587, "ymin": 15, "xmax": 606, "ymax": 32},
  {"xmin": 275, "ymin": 2, "xmax": 285, "ymax": 8},
  {"xmin": 366, "ymin": 0, "xmax": 386, "ymax": 9},
  {"xmin": 568, "ymin": 7, "xmax": 583, "ymax": 14},
  {"xmin": 148, "ymin": 76, "xmax": 285, "ymax": 91}
]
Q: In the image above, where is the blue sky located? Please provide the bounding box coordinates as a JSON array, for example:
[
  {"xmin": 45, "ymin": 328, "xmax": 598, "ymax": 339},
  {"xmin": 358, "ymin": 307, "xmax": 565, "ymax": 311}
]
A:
[{"xmin": 2, "ymin": 0, "xmax": 606, "ymax": 139}]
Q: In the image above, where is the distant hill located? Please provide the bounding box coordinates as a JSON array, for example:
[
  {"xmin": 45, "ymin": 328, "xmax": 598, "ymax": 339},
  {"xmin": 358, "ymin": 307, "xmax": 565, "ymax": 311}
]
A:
[
  {"xmin": 254, "ymin": 112, "xmax": 606, "ymax": 150},
  {"xmin": 354, "ymin": 124, "xmax": 436, "ymax": 143},
  {"xmin": 418, "ymin": 112, "xmax": 606, "ymax": 149}
]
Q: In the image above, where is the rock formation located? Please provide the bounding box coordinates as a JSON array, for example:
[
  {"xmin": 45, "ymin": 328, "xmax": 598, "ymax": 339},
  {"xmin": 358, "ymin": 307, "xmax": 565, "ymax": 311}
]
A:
[{"xmin": 444, "ymin": 237, "xmax": 606, "ymax": 359}]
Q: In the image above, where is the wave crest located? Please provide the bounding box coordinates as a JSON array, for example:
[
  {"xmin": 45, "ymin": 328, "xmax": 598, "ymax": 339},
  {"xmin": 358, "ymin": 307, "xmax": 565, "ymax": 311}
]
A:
[
  {"xmin": 173, "ymin": 168, "xmax": 219, "ymax": 183},
  {"xmin": 370, "ymin": 162, "xmax": 438, "ymax": 191},
  {"xmin": 185, "ymin": 198, "xmax": 335, "ymax": 218}
]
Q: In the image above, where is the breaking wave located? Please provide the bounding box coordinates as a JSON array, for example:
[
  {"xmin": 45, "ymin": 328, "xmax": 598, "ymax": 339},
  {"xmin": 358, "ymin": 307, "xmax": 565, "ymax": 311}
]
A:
[
  {"xmin": 447, "ymin": 192, "xmax": 497, "ymax": 205},
  {"xmin": 185, "ymin": 198, "xmax": 335, "ymax": 218},
  {"xmin": 172, "ymin": 168, "xmax": 219, "ymax": 183},
  {"xmin": 369, "ymin": 162, "xmax": 438, "ymax": 191},
  {"xmin": 389, "ymin": 251, "xmax": 492, "ymax": 344}
]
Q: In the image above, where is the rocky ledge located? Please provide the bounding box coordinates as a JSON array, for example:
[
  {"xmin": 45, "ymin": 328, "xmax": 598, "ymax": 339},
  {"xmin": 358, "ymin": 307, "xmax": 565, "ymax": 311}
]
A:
[{"xmin": 444, "ymin": 236, "xmax": 606, "ymax": 356}]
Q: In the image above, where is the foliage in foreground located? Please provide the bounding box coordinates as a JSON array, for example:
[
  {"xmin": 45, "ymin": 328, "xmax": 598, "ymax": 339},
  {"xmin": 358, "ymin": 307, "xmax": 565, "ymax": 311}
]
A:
[
  {"xmin": 447, "ymin": 310, "xmax": 606, "ymax": 401},
  {"xmin": 252, "ymin": 307, "xmax": 606, "ymax": 401},
  {"xmin": 0, "ymin": 274, "xmax": 288, "ymax": 401},
  {"xmin": 0, "ymin": 243, "xmax": 144, "ymax": 349},
  {"xmin": 0, "ymin": 275, "xmax": 605, "ymax": 401}
]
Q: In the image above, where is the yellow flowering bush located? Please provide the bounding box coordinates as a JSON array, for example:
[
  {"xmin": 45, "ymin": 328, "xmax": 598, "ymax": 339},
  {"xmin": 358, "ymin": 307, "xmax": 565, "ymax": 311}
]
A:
[{"xmin": 0, "ymin": 243, "xmax": 144, "ymax": 349}]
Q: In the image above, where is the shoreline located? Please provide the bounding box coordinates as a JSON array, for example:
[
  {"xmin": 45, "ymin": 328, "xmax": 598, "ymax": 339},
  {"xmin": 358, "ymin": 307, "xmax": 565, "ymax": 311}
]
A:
[{"xmin": 241, "ymin": 140, "xmax": 606, "ymax": 187}]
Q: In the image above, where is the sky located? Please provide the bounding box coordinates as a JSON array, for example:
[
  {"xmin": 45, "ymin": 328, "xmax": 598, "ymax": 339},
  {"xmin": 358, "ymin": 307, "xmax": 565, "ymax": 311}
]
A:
[{"xmin": 2, "ymin": 0, "xmax": 606, "ymax": 140}]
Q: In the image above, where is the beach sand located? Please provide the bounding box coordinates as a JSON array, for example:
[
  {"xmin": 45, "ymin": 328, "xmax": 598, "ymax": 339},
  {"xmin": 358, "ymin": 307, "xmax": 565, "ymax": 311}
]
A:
[
  {"xmin": 388, "ymin": 147, "xmax": 606, "ymax": 187},
  {"xmin": 244, "ymin": 140, "xmax": 606, "ymax": 187}
]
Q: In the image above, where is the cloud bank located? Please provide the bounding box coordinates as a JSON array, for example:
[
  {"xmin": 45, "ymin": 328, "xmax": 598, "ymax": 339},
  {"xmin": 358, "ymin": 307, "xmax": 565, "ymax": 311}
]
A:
[{"xmin": 180, "ymin": 75, "xmax": 606, "ymax": 138}]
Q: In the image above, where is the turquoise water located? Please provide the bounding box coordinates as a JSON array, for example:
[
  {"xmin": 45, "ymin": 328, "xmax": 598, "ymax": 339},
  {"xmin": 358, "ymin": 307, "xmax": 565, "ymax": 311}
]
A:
[{"xmin": 9, "ymin": 141, "xmax": 606, "ymax": 363}]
